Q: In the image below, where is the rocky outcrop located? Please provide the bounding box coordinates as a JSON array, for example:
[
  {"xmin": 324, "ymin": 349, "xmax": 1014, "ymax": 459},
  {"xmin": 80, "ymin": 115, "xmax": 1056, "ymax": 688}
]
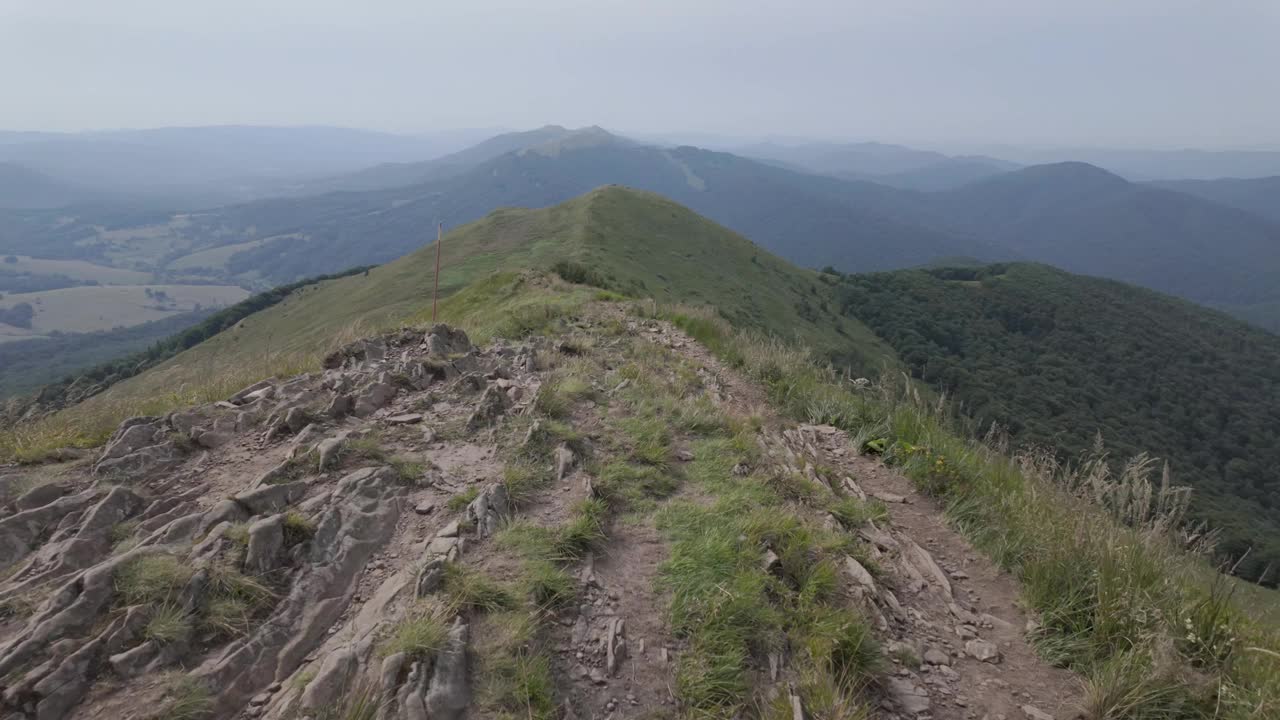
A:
[
  {"xmin": 425, "ymin": 324, "xmax": 473, "ymax": 357},
  {"xmin": 244, "ymin": 514, "xmax": 285, "ymax": 574},
  {"xmin": 424, "ymin": 619, "xmax": 470, "ymax": 720},
  {"xmin": 191, "ymin": 466, "xmax": 405, "ymax": 716},
  {"xmin": 463, "ymin": 482, "xmax": 509, "ymax": 539},
  {"xmin": 93, "ymin": 416, "xmax": 185, "ymax": 480},
  {"xmin": 466, "ymin": 384, "xmax": 510, "ymax": 430},
  {"xmin": 0, "ymin": 323, "xmax": 552, "ymax": 720},
  {"xmin": 0, "ymin": 487, "xmax": 102, "ymax": 569}
]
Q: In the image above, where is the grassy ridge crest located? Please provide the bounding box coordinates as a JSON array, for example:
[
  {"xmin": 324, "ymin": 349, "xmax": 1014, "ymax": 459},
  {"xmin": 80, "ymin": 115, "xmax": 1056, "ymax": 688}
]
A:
[
  {"xmin": 653, "ymin": 303, "xmax": 1279, "ymax": 719},
  {"xmin": 0, "ymin": 186, "xmax": 893, "ymax": 462}
]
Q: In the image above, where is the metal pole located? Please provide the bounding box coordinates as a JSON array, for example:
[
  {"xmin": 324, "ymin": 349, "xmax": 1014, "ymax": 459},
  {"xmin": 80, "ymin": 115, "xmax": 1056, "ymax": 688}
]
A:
[{"xmin": 432, "ymin": 221, "xmax": 442, "ymax": 322}]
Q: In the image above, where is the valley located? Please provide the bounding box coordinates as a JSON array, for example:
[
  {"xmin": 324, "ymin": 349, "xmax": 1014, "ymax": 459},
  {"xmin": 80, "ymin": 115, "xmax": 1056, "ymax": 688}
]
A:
[{"xmin": 0, "ymin": 284, "xmax": 248, "ymax": 341}]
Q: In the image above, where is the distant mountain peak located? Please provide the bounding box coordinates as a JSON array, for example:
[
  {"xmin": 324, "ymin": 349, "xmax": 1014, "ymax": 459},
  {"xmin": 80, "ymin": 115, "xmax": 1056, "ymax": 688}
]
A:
[
  {"xmin": 1006, "ymin": 161, "xmax": 1130, "ymax": 186},
  {"xmin": 521, "ymin": 125, "xmax": 632, "ymax": 157}
]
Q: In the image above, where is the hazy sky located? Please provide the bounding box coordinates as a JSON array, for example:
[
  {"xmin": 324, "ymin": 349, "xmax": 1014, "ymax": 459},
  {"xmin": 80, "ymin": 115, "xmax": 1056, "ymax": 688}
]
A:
[{"xmin": 2, "ymin": 0, "xmax": 1277, "ymax": 148}]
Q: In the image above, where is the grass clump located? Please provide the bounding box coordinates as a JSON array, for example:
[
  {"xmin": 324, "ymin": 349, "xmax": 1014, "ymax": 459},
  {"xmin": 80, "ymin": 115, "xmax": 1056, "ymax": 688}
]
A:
[
  {"xmin": 314, "ymin": 683, "xmax": 381, "ymax": 720},
  {"xmin": 1083, "ymin": 648, "xmax": 1205, "ymax": 720},
  {"xmin": 388, "ymin": 456, "xmax": 426, "ymax": 485},
  {"xmin": 224, "ymin": 522, "xmax": 250, "ymax": 547},
  {"xmin": 618, "ymin": 415, "xmax": 671, "ymax": 466},
  {"xmin": 523, "ymin": 560, "xmax": 576, "ymax": 608},
  {"xmin": 115, "ymin": 554, "xmax": 193, "ymax": 606},
  {"xmin": 110, "ymin": 520, "xmax": 139, "ymax": 548},
  {"xmin": 447, "ymin": 487, "xmax": 480, "ymax": 512},
  {"xmin": 472, "ymin": 611, "xmax": 557, "ymax": 720},
  {"xmin": 553, "ymin": 498, "xmax": 608, "ymax": 560},
  {"xmin": 442, "ymin": 563, "xmax": 516, "ymax": 614},
  {"xmin": 281, "ymin": 511, "xmax": 316, "ymax": 547},
  {"xmin": 495, "ymin": 521, "xmax": 559, "ymax": 561},
  {"xmin": 489, "ymin": 653, "xmax": 557, "ymax": 720},
  {"xmin": 595, "ymin": 461, "xmax": 679, "ymax": 511},
  {"xmin": 828, "ymin": 496, "xmax": 888, "ymax": 528},
  {"xmin": 533, "ymin": 374, "xmax": 594, "ymax": 419},
  {"xmin": 152, "ymin": 672, "xmax": 213, "ymax": 720},
  {"xmin": 344, "ymin": 435, "xmax": 388, "ymax": 462},
  {"xmin": 202, "ymin": 596, "xmax": 252, "ymax": 638},
  {"xmin": 501, "ymin": 461, "xmax": 553, "ymax": 507},
  {"xmin": 198, "ymin": 560, "xmax": 276, "ymax": 639},
  {"xmin": 206, "ymin": 560, "xmax": 275, "ymax": 607},
  {"xmin": 657, "ymin": 493, "xmax": 877, "ymax": 716},
  {"xmin": 379, "ymin": 604, "xmax": 449, "ymax": 661},
  {"xmin": 145, "ymin": 603, "xmax": 193, "ymax": 645},
  {"xmin": 888, "ymin": 644, "xmax": 921, "ymax": 670},
  {"xmin": 111, "ymin": 515, "xmax": 140, "ymax": 543}
]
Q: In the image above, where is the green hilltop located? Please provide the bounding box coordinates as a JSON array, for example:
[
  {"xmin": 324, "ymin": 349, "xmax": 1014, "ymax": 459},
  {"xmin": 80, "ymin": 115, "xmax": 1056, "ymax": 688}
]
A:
[{"xmin": 5, "ymin": 186, "xmax": 892, "ymax": 454}]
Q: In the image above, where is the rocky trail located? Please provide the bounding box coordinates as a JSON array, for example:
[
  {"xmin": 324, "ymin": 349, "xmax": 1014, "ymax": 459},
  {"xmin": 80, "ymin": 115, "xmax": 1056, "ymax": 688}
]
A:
[
  {"xmin": 643, "ymin": 318, "xmax": 1083, "ymax": 720},
  {"xmin": 0, "ymin": 307, "xmax": 1083, "ymax": 720}
]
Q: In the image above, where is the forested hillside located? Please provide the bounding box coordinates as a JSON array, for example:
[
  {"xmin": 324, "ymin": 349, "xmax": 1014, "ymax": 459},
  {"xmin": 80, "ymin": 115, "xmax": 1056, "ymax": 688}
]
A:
[{"xmin": 835, "ymin": 263, "xmax": 1280, "ymax": 583}]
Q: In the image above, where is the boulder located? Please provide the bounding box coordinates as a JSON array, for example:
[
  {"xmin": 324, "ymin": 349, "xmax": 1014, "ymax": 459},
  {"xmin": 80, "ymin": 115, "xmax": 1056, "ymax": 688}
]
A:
[
  {"xmin": 965, "ymin": 639, "xmax": 1001, "ymax": 663},
  {"xmin": 284, "ymin": 407, "xmax": 311, "ymax": 434},
  {"xmin": 234, "ymin": 481, "xmax": 308, "ymax": 516},
  {"xmin": 425, "ymin": 324, "xmax": 472, "ymax": 356},
  {"xmin": 245, "ymin": 515, "xmax": 285, "ymax": 573},
  {"xmin": 193, "ymin": 428, "xmax": 234, "ymax": 449},
  {"xmin": 316, "ymin": 431, "xmax": 352, "ymax": 470},
  {"xmin": 886, "ymin": 677, "xmax": 931, "ymax": 715},
  {"xmin": 465, "ymin": 385, "xmax": 509, "ymax": 430},
  {"xmin": 923, "ymin": 648, "xmax": 951, "ymax": 666},
  {"xmin": 353, "ymin": 383, "xmax": 396, "ymax": 418},
  {"xmin": 324, "ymin": 394, "xmax": 353, "ymax": 419},
  {"xmin": 464, "ymin": 484, "xmax": 509, "ymax": 539},
  {"xmin": 93, "ymin": 442, "xmax": 184, "ymax": 481},
  {"xmin": 1022, "ymin": 705, "xmax": 1056, "ymax": 720},
  {"xmin": 13, "ymin": 483, "xmax": 70, "ymax": 512},
  {"xmin": 416, "ymin": 557, "xmax": 446, "ymax": 598},
  {"xmin": 424, "ymin": 619, "xmax": 470, "ymax": 720},
  {"xmin": 0, "ymin": 488, "xmax": 101, "ymax": 567},
  {"xmin": 32, "ymin": 636, "xmax": 103, "ymax": 720},
  {"xmin": 231, "ymin": 379, "xmax": 277, "ymax": 404},
  {"xmin": 554, "ymin": 445, "xmax": 576, "ymax": 482},
  {"xmin": 299, "ymin": 647, "xmax": 358, "ymax": 711},
  {"xmin": 843, "ymin": 556, "xmax": 877, "ymax": 596},
  {"xmin": 901, "ymin": 540, "xmax": 952, "ymax": 598}
]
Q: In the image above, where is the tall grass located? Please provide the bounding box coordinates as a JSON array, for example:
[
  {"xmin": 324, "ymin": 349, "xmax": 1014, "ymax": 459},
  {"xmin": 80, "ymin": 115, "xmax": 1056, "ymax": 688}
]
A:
[
  {"xmin": 0, "ymin": 350, "xmax": 318, "ymax": 463},
  {"xmin": 658, "ymin": 304, "xmax": 1280, "ymax": 720}
]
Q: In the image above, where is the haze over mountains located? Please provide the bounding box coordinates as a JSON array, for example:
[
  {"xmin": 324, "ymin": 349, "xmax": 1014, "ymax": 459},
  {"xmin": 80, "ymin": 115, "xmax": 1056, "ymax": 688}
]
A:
[
  {"xmin": 6, "ymin": 124, "xmax": 1280, "ymax": 333},
  {"xmin": 0, "ymin": 126, "xmax": 498, "ymax": 207}
]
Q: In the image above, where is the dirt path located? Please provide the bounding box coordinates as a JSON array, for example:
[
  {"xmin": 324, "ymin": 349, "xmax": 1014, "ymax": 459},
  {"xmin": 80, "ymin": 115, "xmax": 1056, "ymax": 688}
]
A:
[{"xmin": 644, "ymin": 318, "xmax": 1084, "ymax": 720}]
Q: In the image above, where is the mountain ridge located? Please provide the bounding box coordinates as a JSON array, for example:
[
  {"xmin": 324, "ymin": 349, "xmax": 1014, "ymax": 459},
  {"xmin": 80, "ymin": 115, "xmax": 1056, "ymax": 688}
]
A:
[{"xmin": 7, "ymin": 128, "xmax": 1280, "ymax": 332}]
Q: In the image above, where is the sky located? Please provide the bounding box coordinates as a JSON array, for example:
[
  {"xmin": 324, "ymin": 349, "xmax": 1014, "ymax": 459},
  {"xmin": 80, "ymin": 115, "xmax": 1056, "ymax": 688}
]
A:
[{"xmin": 2, "ymin": 0, "xmax": 1277, "ymax": 149}]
